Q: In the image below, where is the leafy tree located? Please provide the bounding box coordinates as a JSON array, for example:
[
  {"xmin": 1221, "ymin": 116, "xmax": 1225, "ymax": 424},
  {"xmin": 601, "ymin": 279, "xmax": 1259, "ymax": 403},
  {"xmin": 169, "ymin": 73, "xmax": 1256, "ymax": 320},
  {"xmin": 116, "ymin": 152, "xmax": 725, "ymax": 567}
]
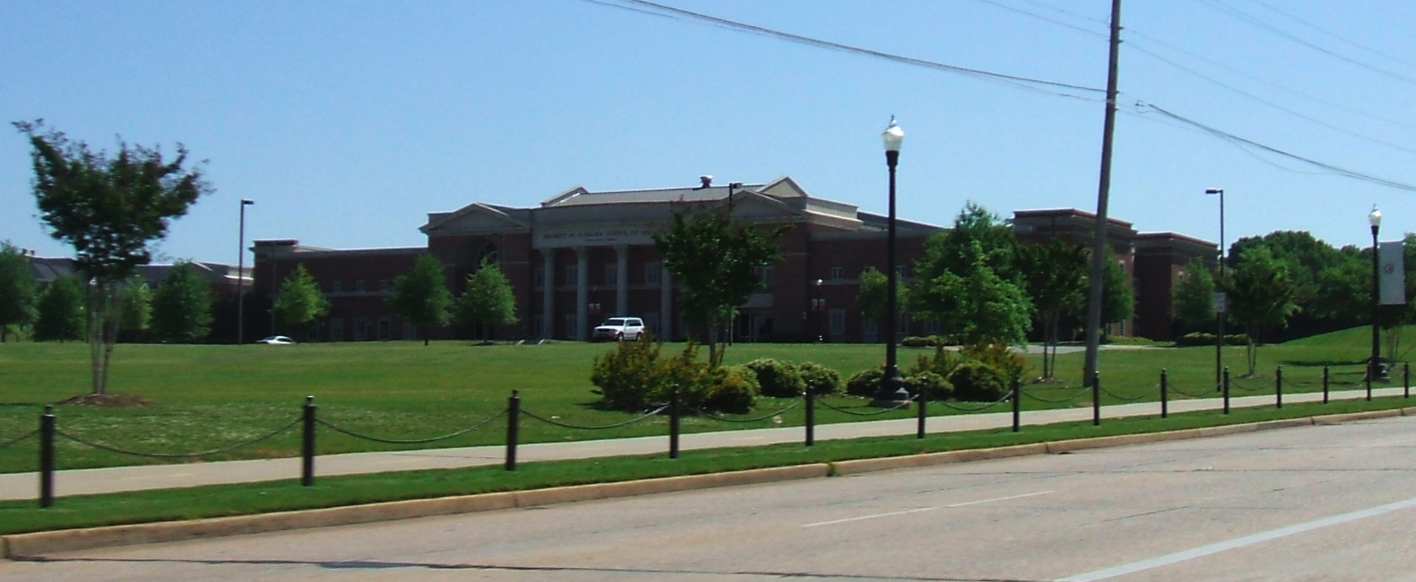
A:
[
  {"xmin": 389, "ymin": 253, "xmax": 453, "ymax": 345},
  {"xmin": 1311, "ymin": 254, "xmax": 1367, "ymax": 323},
  {"xmin": 912, "ymin": 240, "xmax": 1033, "ymax": 345},
  {"xmin": 272, "ymin": 264, "xmax": 328, "ymax": 332},
  {"xmin": 150, "ymin": 262, "xmax": 213, "ymax": 342},
  {"xmin": 1017, "ymin": 239, "xmax": 1088, "ymax": 378},
  {"xmin": 0, "ymin": 242, "xmax": 37, "ymax": 342},
  {"xmin": 1226, "ymin": 246, "xmax": 1299, "ymax": 375},
  {"xmin": 1081, "ymin": 246, "xmax": 1134, "ymax": 335},
  {"xmin": 856, "ymin": 266, "xmax": 905, "ymax": 340},
  {"xmin": 118, "ymin": 275, "xmax": 152, "ymax": 342},
  {"xmin": 653, "ymin": 210, "xmax": 785, "ymax": 366},
  {"xmin": 33, "ymin": 276, "xmax": 85, "ymax": 342},
  {"xmin": 14, "ymin": 121, "xmax": 211, "ymax": 394},
  {"xmin": 1172, "ymin": 257, "xmax": 1216, "ymax": 333},
  {"xmin": 1230, "ymin": 231, "xmax": 1345, "ymax": 309},
  {"xmin": 455, "ymin": 259, "xmax": 518, "ymax": 341},
  {"xmin": 917, "ymin": 203, "xmax": 1018, "ymax": 281}
]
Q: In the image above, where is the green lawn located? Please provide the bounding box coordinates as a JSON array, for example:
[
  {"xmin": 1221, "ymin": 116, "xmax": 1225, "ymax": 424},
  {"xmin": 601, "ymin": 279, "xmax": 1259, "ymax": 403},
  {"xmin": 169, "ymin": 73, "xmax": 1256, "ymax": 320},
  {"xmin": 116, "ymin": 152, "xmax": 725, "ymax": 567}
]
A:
[{"xmin": 0, "ymin": 328, "xmax": 1411, "ymax": 474}]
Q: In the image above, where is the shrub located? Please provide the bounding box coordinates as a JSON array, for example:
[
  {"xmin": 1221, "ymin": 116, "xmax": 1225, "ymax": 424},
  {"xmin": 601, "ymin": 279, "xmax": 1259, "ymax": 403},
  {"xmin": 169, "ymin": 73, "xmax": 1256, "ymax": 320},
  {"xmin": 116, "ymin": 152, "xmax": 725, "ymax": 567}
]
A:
[
  {"xmin": 907, "ymin": 346, "xmax": 965, "ymax": 378},
  {"xmin": 590, "ymin": 338, "xmax": 664, "ymax": 410},
  {"xmin": 845, "ymin": 366, "xmax": 884, "ymax": 397},
  {"xmin": 904, "ymin": 371, "xmax": 952, "ymax": 401},
  {"xmin": 745, "ymin": 358, "xmax": 807, "ymax": 397},
  {"xmin": 948, "ymin": 361, "xmax": 1008, "ymax": 402},
  {"xmin": 796, "ymin": 361, "xmax": 842, "ymax": 395},
  {"xmin": 960, "ymin": 340, "xmax": 1028, "ymax": 384},
  {"xmin": 703, "ymin": 365, "xmax": 760, "ymax": 413},
  {"xmin": 1175, "ymin": 332, "xmax": 1250, "ymax": 347}
]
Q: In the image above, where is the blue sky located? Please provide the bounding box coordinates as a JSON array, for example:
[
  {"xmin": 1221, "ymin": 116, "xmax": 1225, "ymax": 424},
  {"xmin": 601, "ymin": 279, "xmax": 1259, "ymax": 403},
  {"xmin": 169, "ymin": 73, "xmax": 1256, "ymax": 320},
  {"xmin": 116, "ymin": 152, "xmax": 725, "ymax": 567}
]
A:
[{"xmin": 4, "ymin": 0, "xmax": 1416, "ymax": 266}]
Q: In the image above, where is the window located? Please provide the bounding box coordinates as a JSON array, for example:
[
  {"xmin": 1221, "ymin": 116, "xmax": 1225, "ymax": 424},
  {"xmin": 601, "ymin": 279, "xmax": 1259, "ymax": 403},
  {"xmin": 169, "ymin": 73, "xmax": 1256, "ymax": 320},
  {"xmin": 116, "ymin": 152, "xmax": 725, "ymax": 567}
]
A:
[
  {"xmin": 565, "ymin": 265, "xmax": 579, "ymax": 286},
  {"xmin": 643, "ymin": 312, "xmax": 660, "ymax": 336},
  {"xmin": 830, "ymin": 266, "xmax": 844, "ymax": 280},
  {"xmin": 755, "ymin": 265, "xmax": 774, "ymax": 286},
  {"xmin": 379, "ymin": 279, "xmax": 391, "ymax": 292},
  {"xmin": 330, "ymin": 280, "xmax": 343, "ymax": 293},
  {"xmin": 355, "ymin": 280, "xmax": 367, "ymax": 292},
  {"xmin": 828, "ymin": 309, "xmax": 846, "ymax": 336},
  {"xmin": 605, "ymin": 264, "xmax": 618, "ymax": 286},
  {"xmin": 353, "ymin": 319, "xmax": 368, "ymax": 341},
  {"xmin": 644, "ymin": 262, "xmax": 661, "ymax": 285},
  {"xmin": 534, "ymin": 265, "xmax": 545, "ymax": 288},
  {"xmin": 895, "ymin": 265, "xmax": 909, "ymax": 278},
  {"xmin": 330, "ymin": 318, "xmax": 344, "ymax": 341},
  {"xmin": 377, "ymin": 318, "xmax": 391, "ymax": 340},
  {"xmin": 533, "ymin": 315, "xmax": 545, "ymax": 339},
  {"xmin": 564, "ymin": 314, "xmax": 579, "ymax": 339}
]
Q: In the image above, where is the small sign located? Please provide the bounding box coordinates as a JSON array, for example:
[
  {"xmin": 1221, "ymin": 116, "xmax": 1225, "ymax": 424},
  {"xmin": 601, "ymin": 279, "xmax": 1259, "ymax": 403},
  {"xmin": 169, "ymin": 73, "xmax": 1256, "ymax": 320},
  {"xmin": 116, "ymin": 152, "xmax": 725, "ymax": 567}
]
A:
[{"xmin": 1212, "ymin": 291, "xmax": 1227, "ymax": 314}]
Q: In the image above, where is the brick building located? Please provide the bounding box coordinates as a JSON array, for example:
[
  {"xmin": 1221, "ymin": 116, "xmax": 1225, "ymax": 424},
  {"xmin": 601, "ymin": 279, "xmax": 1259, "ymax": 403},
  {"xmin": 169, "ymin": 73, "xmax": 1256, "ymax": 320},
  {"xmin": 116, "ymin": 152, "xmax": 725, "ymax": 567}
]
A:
[{"xmin": 252, "ymin": 178, "xmax": 1216, "ymax": 344}]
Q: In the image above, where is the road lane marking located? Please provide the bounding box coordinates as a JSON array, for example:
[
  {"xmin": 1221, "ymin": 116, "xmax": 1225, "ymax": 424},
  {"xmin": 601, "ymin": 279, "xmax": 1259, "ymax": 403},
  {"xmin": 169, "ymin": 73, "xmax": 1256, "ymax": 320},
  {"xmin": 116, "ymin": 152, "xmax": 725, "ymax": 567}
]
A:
[
  {"xmin": 1056, "ymin": 495, "xmax": 1416, "ymax": 581},
  {"xmin": 803, "ymin": 490, "xmax": 1054, "ymax": 528}
]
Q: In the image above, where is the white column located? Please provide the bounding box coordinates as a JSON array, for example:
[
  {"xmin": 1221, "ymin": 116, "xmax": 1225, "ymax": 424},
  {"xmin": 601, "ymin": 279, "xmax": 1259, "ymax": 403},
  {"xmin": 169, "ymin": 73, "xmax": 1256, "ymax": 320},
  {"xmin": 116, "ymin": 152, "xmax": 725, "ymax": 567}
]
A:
[
  {"xmin": 541, "ymin": 249, "xmax": 556, "ymax": 339},
  {"xmin": 576, "ymin": 246, "xmax": 589, "ymax": 341},
  {"xmin": 615, "ymin": 245, "xmax": 629, "ymax": 317},
  {"xmin": 660, "ymin": 266, "xmax": 673, "ymax": 340}
]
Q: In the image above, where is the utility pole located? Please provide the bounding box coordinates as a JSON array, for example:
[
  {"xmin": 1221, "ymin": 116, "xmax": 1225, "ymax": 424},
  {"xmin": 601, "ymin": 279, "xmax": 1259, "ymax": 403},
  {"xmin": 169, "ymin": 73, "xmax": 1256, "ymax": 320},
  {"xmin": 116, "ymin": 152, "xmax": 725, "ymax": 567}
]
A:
[{"xmin": 1083, "ymin": 0, "xmax": 1123, "ymax": 388}]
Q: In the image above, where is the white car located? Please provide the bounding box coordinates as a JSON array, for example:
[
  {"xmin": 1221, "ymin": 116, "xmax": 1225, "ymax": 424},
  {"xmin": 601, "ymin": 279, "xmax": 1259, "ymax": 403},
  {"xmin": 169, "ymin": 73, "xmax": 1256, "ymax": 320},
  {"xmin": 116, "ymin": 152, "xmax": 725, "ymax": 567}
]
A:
[
  {"xmin": 255, "ymin": 335, "xmax": 296, "ymax": 345},
  {"xmin": 592, "ymin": 317, "xmax": 646, "ymax": 341}
]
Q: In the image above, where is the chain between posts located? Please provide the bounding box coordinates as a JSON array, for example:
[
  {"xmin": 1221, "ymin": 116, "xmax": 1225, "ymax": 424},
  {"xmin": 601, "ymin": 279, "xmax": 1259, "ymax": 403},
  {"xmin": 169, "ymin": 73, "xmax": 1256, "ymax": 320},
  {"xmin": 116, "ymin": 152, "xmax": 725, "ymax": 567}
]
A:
[
  {"xmin": 0, "ymin": 429, "xmax": 39, "ymax": 450},
  {"xmin": 317, "ymin": 410, "xmax": 507, "ymax": 444},
  {"xmin": 681, "ymin": 400, "xmax": 800, "ymax": 424},
  {"xmin": 521, "ymin": 405, "xmax": 668, "ymax": 430},
  {"xmin": 1022, "ymin": 385, "xmax": 1092, "ymax": 404},
  {"xmin": 816, "ymin": 396, "xmax": 913, "ymax": 416},
  {"xmin": 55, "ymin": 418, "xmax": 303, "ymax": 459}
]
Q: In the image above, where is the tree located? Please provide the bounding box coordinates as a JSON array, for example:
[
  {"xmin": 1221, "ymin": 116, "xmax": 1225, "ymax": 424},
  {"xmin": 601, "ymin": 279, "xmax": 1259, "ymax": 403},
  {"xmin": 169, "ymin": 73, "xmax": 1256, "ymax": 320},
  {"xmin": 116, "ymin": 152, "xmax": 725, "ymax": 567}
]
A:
[
  {"xmin": 1226, "ymin": 246, "xmax": 1299, "ymax": 375},
  {"xmin": 388, "ymin": 253, "xmax": 453, "ymax": 345},
  {"xmin": 910, "ymin": 204, "xmax": 1031, "ymax": 347},
  {"xmin": 1171, "ymin": 257, "xmax": 1216, "ymax": 334},
  {"xmin": 15, "ymin": 121, "xmax": 211, "ymax": 394},
  {"xmin": 150, "ymin": 262, "xmax": 213, "ymax": 342},
  {"xmin": 1017, "ymin": 240, "xmax": 1088, "ymax": 378},
  {"xmin": 118, "ymin": 275, "xmax": 152, "ymax": 342},
  {"xmin": 455, "ymin": 259, "xmax": 518, "ymax": 340},
  {"xmin": 0, "ymin": 242, "xmax": 37, "ymax": 342},
  {"xmin": 653, "ymin": 210, "xmax": 785, "ymax": 366},
  {"xmin": 272, "ymin": 264, "xmax": 328, "ymax": 333},
  {"xmin": 1081, "ymin": 246, "xmax": 1134, "ymax": 336},
  {"xmin": 856, "ymin": 266, "xmax": 905, "ymax": 341},
  {"xmin": 33, "ymin": 276, "xmax": 85, "ymax": 342}
]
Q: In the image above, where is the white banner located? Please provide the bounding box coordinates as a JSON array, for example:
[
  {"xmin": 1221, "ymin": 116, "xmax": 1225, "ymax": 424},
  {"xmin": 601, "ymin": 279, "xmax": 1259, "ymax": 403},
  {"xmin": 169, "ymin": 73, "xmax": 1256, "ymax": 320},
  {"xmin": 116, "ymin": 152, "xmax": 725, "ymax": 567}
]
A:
[{"xmin": 1380, "ymin": 241, "xmax": 1405, "ymax": 305}]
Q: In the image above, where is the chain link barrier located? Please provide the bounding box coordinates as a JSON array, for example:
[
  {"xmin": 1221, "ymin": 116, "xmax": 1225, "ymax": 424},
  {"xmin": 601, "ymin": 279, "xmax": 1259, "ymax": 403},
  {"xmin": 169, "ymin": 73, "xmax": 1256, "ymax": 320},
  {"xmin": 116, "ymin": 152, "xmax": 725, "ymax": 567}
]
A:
[
  {"xmin": 683, "ymin": 399, "xmax": 801, "ymax": 424},
  {"xmin": 55, "ymin": 417, "xmax": 302, "ymax": 459},
  {"xmin": 937, "ymin": 392, "xmax": 1013, "ymax": 412},
  {"xmin": 1021, "ymin": 385, "xmax": 1092, "ymax": 404},
  {"xmin": 1099, "ymin": 384, "xmax": 1161, "ymax": 402},
  {"xmin": 1165, "ymin": 381, "xmax": 1215, "ymax": 399},
  {"xmin": 815, "ymin": 396, "xmax": 914, "ymax": 416},
  {"xmin": 1228, "ymin": 376, "xmax": 1272, "ymax": 393},
  {"xmin": 0, "ymin": 429, "xmax": 39, "ymax": 450},
  {"xmin": 521, "ymin": 405, "xmax": 668, "ymax": 430},
  {"xmin": 316, "ymin": 410, "xmax": 507, "ymax": 445}
]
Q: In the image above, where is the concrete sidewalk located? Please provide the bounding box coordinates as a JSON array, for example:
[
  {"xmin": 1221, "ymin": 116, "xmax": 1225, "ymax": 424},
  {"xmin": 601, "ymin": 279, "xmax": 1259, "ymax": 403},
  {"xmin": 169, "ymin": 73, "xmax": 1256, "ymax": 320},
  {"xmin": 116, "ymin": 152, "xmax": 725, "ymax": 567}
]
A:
[{"xmin": 1, "ymin": 385, "xmax": 1408, "ymax": 502}]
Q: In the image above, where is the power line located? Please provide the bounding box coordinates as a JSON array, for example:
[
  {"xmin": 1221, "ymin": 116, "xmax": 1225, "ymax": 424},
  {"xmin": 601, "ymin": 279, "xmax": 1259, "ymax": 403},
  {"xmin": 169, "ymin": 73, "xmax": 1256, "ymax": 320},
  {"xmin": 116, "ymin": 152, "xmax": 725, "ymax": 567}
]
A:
[
  {"xmin": 968, "ymin": 0, "xmax": 1108, "ymax": 38},
  {"xmin": 1237, "ymin": 0, "xmax": 1416, "ymax": 72},
  {"xmin": 586, "ymin": 0, "xmax": 1106, "ymax": 99},
  {"xmin": 1140, "ymin": 102, "xmax": 1416, "ymax": 191}
]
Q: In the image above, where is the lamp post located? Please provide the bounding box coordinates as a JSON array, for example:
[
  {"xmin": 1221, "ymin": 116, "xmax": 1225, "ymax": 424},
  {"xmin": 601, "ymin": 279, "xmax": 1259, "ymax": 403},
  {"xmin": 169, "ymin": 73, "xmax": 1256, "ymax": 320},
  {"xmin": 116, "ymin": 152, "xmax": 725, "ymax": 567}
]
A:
[
  {"xmin": 1370, "ymin": 205, "xmax": 1384, "ymax": 389},
  {"xmin": 237, "ymin": 199, "xmax": 254, "ymax": 345},
  {"xmin": 874, "ymin": 117, "xmax": 910, "ymax": 405},
  {"xmin": 1206, "ymin": 188, "xmax": 1225, "ymax": 390},
  {"xmin": 814, "ymin": 278, "xmax": 824, "ymax": 343}
]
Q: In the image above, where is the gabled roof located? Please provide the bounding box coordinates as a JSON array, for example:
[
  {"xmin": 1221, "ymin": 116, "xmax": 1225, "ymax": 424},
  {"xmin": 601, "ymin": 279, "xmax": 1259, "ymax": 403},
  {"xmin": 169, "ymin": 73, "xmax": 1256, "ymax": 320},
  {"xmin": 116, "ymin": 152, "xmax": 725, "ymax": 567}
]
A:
[
  {"xmin": 540, "ymin": 183, "xmax": 768, "ymax": 208},
  {"xmin": 421, "ymin": 202, "xmax": 531, "ymax": 235}
]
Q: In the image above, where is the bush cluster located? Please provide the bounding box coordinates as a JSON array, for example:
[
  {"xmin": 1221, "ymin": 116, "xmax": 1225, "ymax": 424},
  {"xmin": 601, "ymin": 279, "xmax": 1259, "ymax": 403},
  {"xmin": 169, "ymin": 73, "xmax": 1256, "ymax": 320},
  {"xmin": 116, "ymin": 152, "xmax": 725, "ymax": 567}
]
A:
[
  {"xmin": 892, "ymin": 340, "xmax": 1030, "ymax": 402},
  {"xmin": 844, "ymin": 365, "xmax": 955, "ymax": 400},
  {"xmin": 744, "ymin": 358, "xmax": 807, "ymax": 397},
  {"xmin": 900, "ymin": 335, "xmax": 951, "ymax": 348},
  {"xmin": 590, "ymin": 341, "xmax": 759, "ymax": 413},
  {"xmin": 1175, "ymin": 332, "xmax": 1250, "ymax": 347},
  {"xmin": 796, "ymin": 361, "xmax": 843, "ymax": 395}
]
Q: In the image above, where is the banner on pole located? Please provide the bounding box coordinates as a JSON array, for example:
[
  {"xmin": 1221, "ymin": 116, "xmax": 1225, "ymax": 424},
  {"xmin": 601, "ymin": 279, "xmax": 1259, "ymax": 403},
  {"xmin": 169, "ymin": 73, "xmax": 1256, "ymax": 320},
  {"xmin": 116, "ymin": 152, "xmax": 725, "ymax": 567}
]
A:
[{"xmin": 1379, "ymin": 241, "xmax": 1405, "ymax": 305}]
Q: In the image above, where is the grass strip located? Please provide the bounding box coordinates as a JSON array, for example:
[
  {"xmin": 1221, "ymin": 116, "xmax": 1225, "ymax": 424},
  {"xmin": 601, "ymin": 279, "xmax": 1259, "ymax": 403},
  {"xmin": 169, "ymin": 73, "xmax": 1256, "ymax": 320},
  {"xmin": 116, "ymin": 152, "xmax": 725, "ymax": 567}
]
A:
[{"xmin": 1, "ymin": 395, "xmax": 1412, "ymax": 536}]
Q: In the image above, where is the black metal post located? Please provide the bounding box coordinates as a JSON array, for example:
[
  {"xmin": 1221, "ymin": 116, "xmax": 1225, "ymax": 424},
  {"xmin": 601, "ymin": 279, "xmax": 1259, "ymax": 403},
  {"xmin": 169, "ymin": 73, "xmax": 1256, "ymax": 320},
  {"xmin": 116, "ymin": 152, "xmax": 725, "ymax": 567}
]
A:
[
  {"xmin": 1406, "ymin": 362, "xmax": 1410, "ymax": 399},
  {"xmin": 301, "ymin": 396, "xmax": 315, "ymax": 486},
  {"xmin": 1370, "ymin": 220, "xmax": 1381, "ymax": 397},
  {"xmin": 805, "ymin": 384, "xmax": 815, "ymax": 447},
  {"xmin": 1275, "ymin": 365, "xmax": 1283, "ymax": 409},
  {"xmin": 1223, "ymin": 367, "xmax": 1231, "ymax": 415},
  {"xmin": 1160, "ymin": 369, "xmax": 1168, "ymax": 419},
  {"xmin": 1011, "ymin": 376, "xmax": 1021, "ymax": 433},
  {"xmin": 669, "ymin": 386, "xmax": 681, "ymax": 459},
  {"xmin": 505, "ymin": 391, "xmax": 520, "ymax": 471},
  {"xmin": 1323, "ymin": 365, "xmax": 1330, "ymax": 404},
  {"xmin": 39, "ymin": 405, "xmax": 54, "ymax": 508},
  {"xmin": 1092, "ymin": 372, "xmax": 1101, "ymax": 427},
  {"xmin": 916, "ymin": 374, "xmax": 928, "ymax": 439}
]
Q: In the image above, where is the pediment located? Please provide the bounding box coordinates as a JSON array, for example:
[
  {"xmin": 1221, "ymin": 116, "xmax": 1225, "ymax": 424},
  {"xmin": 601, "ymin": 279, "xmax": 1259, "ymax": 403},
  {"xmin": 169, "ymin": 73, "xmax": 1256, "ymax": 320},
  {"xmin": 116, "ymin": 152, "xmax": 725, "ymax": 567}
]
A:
[
  {"xmin": 421, "ymin": 203, "xmax": 528, "ymax": 235},
  {"xmin": 758, "ymin": 176, "xmax": 810, "ymax": 199},
  {"xmin": 725, "ymin": 191, "xmax": 801, "ymax": 221}
]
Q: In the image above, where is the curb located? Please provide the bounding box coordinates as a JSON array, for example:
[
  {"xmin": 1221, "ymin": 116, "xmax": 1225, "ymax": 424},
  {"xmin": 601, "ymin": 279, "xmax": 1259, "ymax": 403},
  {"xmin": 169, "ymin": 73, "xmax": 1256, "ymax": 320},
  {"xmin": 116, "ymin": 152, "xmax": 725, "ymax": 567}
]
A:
[{"xmin": 6, "ymin": 407, "xmax": 1416, "ymax": 558}]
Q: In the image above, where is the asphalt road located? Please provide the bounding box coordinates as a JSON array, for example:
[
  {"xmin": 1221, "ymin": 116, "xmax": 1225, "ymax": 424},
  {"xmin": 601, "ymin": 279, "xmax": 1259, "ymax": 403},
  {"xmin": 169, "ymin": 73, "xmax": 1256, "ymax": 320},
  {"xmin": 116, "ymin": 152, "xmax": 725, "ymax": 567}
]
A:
[{"xmin": 6, "ymin": 415, "xmax": 1415, "ymax": 581}]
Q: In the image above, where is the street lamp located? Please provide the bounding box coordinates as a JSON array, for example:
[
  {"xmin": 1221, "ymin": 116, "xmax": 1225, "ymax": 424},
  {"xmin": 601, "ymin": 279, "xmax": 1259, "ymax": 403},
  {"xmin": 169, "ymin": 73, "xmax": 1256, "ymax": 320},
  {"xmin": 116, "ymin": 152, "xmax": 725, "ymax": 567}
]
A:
[
  {"xmin": 1206, "ymin": 187, "xmax": 1225, "ymax": 390},
  {"xmin": 1369, "ymin": 205, "xmax": 1384, "ymax": 394},
  {"xmin": 814, "ymin": 278, "xmax": 824, "ymax": 343},
  {"xmin": 237, "ymin": 199, "xmax": 254, "ymax": 345},
  {"xmin": 874, "ymin": 117, "xmax": 910, "ymax": 406}
]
